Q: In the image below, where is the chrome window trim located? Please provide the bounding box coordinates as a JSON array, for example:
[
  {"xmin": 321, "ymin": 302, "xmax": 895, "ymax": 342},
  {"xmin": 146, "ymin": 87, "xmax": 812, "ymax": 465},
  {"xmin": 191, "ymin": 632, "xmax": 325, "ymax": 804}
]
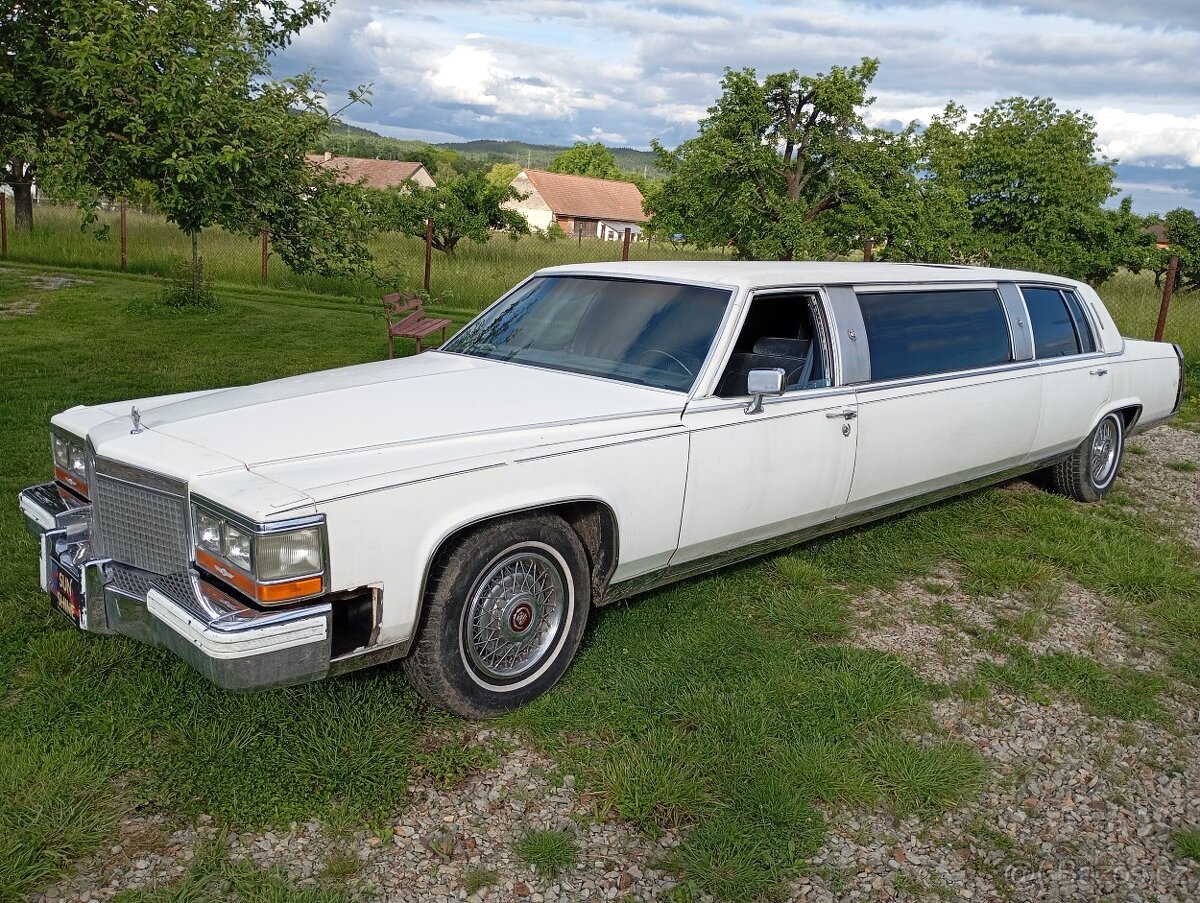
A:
[
  {"xmin": 699, "ymin": 285, "xmax": 843, "ymax": 398},
  {"xmin": 826, "ymin": 285, "xmax": 869, "ymax": 385},
  {"xmin": 1017, "ymin": 282, "xmax": 1103, "ymax": 357},
  {"xmin": 853, "ymin": 285, "xmax": 1017, "ymax": 385},
  {"xmin": 854, "ymin": 360, "xmax": 1040, "ymax": 396},
  {"xmin": 997, "ymin": 283, "xmax": 1034, "ymax": 361}
]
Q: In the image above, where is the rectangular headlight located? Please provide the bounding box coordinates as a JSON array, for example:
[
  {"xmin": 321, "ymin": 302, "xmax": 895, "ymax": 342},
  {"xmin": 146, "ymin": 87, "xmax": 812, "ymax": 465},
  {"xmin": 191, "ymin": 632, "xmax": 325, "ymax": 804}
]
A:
[
  {"xmin": 191, "ymin": 501, "xmax": 327, "ymax": 605},
  {"xmin": 51, "ymin": 430, "xmax": 89, "ymax": 498},
  {"xmin": 256, "ymin": 527, "xmax": 323, "ymax": 581}
]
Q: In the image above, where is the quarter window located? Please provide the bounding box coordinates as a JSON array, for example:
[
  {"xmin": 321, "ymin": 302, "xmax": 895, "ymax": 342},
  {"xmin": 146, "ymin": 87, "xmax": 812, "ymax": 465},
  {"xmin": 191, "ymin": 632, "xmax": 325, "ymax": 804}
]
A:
[
  {"xmin": 857, "ymin": 289, "xmax": 1013, "ymax": 381},
  {"xmin": 1022, "ymin": 287, "xmax": 1096, "ymax": 358}
]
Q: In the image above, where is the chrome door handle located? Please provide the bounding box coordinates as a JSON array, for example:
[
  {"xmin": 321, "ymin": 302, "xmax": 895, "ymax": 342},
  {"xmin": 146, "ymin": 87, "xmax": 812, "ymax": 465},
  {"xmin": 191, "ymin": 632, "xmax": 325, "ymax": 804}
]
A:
[
  {"xmin": 1089, "ymin": 368, "xmax": 1108, "ymax": 376},
  {"xmin": 826, "ymin": 409, "xmax": 858, "ymax": 420}
]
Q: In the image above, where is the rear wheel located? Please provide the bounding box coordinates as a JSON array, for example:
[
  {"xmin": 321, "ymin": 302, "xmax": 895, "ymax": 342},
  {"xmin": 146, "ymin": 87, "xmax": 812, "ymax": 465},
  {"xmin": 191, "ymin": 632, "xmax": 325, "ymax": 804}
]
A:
[
  {"xmin": 403, "ymin": 513, "xmax": 590, "ymax": 719},
  {"xmin": 1045, "ymin": 411, "xmax": 1124, "ymax": 502}
]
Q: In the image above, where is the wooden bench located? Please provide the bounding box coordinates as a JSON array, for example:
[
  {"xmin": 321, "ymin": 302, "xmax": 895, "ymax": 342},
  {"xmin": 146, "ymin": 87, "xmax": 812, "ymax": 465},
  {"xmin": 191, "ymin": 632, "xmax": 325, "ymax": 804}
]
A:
[{"xmin": 383, "ymin": 292, "xmax": 452, "ymax": 357}]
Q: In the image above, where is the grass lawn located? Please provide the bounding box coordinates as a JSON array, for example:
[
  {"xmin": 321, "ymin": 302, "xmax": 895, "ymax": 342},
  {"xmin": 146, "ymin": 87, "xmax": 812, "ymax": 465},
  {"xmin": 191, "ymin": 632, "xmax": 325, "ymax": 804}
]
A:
[{"xmin": 1, "ymin": 261, "xmax": 1197, "ymax": 902}]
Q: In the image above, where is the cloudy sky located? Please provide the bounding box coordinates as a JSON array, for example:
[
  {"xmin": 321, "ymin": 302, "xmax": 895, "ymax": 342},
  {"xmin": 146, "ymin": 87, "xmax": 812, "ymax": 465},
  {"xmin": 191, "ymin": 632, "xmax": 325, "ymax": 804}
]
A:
[{"xmin": 274, "ymin": 0, "xmax": 1200, "ymax": 215}]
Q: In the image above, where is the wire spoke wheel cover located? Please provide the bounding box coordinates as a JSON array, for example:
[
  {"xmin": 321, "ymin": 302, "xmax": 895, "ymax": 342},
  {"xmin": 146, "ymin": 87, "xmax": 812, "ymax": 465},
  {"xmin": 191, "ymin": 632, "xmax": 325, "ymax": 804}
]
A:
[
  {"xmin": 460, "ymin": 542, "xmax": 571, "ymax": 687},
  {"xmin": 404, "ymin": 513, "xmax": 591, "ymax": 718},
  {"xmin": 1089, "ymin": 416, "xmax": 1119, "ymax": 486}
]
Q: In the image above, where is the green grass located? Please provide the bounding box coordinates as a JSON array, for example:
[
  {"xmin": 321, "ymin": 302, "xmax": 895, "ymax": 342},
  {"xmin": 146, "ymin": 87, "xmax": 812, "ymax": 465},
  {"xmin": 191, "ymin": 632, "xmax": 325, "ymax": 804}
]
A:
[
  {"xmin": 1173, "ymin": 827, "xmax": 1200, "ymax": 861},
  {"xmin": 1, "ymin": 261, "xmax": 1197, "ymax": 902},
  {"xmin": 2, "ymin": 201, "xmax": 728, "ymax": 312},
  {"xmin": 514, "ymin": 828, "xmax": 579, "ymax": 879}
]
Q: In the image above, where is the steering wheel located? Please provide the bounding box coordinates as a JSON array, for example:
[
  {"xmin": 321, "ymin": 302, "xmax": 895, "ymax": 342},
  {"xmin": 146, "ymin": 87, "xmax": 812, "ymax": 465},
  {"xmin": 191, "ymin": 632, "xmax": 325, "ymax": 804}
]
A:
[{"xmin": 637, "ymin": 349, "xmax": 698, "ymax": 377}]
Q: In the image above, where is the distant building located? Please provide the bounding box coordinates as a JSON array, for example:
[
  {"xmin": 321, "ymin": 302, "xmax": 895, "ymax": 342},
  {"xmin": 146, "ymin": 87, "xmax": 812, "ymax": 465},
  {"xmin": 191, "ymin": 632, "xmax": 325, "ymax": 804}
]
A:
[
  {"xmin": 505, "ymin": 169, "xmax": 646, "ymax": 239},
  {"xmin": 306, "ymin": 153, "xmax": 435, "ymax": 190},
  {"xmin": 1145, "ymin": 223, "xmax": 1170, "ymax": 249}
]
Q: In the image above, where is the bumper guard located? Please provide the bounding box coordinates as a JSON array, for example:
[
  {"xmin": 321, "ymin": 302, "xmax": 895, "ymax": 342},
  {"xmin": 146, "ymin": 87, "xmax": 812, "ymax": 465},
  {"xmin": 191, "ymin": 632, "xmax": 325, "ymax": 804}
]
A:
[{"xmin": 19, "ymin": 482, "xmax": 332, "ymax": 690}]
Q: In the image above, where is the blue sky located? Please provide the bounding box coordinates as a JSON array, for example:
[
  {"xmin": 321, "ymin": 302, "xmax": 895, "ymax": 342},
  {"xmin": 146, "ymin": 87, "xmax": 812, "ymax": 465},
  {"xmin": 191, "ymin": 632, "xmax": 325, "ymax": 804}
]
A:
[{"xmin": 274, "ymin": 0, "xmax": 1200, "ymax": 215}]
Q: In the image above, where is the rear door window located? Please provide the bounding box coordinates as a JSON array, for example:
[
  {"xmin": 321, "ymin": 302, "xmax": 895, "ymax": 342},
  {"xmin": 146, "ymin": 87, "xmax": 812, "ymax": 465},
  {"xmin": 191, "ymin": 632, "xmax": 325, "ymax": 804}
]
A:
[
  {"xmin": 857, "ymin": 288, "xmax": 1013, "ymax": 381},
  {"xmin": 1022, "ymin": 287, "xmax": 1096, "ymax": 357}
]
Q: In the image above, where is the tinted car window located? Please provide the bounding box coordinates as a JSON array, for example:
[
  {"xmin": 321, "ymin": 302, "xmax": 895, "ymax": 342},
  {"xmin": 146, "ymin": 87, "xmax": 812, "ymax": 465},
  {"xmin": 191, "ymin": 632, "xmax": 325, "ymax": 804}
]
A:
[
  {"xmin": 444, "ymin": 276, "xmax": 731, "ymax": 392},
  {"xmin": 1023, "ymin": 287, "xmax": 1081, "ymax": 358},
  {"xmin": 858, "ymin": 289, "xmax": 1013, "ymax": 381},
  {"xmin": 1062, "ymin": 291, "xmax": 1096, "ymax": 352}
]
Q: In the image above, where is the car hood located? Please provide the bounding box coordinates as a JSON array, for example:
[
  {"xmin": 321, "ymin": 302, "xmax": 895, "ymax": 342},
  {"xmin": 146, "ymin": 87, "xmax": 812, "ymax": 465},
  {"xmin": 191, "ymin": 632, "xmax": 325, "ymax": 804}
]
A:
[{"xmin": 86, "ymin": 352, "xmax": 687, "ymax": 505}]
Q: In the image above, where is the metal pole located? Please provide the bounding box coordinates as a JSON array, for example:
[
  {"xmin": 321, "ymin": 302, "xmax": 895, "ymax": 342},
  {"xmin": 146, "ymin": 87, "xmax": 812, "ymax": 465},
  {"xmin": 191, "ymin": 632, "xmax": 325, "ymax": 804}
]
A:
[
  {"xmin": 0, "ymin": 193, "xmax": 7, "ymax": 257},
  {"xmin": 863, "ymin": 239, "xmax": 874, "ymax": 262},
  {"xmin": 424, "ymin": 217, "xmax": 433, "ymax": 293},
  {"xmin": 622, "ymin": 227, "xmax": 631, "ymax": 261},
  {"xmin": 260, "ymin": 227, "xmax": 269, "ymax": 283},
  {"xmin": 1154, "ymin": 254, "xmax": 1179, "ymax": 342},
  {"xmin": 119, "ymin": 198, "xmax": 127, "ymax": 270}
]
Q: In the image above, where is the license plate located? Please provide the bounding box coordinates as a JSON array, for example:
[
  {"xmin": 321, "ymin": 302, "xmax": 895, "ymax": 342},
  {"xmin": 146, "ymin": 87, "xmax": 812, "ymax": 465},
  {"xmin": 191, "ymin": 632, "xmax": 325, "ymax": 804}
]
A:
[{"xmin": 47, "ymin": 551, "xmax": 85, "ymax": 628}]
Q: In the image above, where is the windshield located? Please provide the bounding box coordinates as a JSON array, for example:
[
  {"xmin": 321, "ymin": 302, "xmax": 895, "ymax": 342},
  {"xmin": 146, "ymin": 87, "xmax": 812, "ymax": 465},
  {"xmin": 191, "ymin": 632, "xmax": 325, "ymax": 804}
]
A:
[{"xmin": 443, "ymin": 276, "xmax": 732, "ymax": 392}]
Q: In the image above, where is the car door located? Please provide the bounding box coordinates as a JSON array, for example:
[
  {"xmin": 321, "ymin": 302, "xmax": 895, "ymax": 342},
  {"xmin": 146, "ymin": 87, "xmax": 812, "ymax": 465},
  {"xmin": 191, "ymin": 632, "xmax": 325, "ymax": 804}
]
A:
[
  {"xmin": 673, "ymin": 289, "xmax": 858, "ymax": 565},
  {"xmin": 1019, "ymin": 285, "xmax": 1112, "ymax": 460},
  {"xmin": 844, "ymin": 283, "xmax": 1041, "ymax": 514}
]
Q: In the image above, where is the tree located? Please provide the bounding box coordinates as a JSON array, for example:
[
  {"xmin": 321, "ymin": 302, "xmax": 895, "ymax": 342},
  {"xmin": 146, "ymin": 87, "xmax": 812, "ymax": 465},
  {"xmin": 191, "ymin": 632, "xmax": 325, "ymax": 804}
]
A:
[
  {"xmin": 486, "ymin": 162, "xmax": 521, "ymax": 187},
  {"xmin": 549, "ymin": 142, "xmax": 623, "ymax": 180},
  {"xmin": 2, "ymin": 0, "xmax": 372, "ymax": 300},
  {"xmin": 1156, "ymin": 207, "xmax": 1200, "ymax": 293},
  {"xmin": 951, "ymin": 97, "xmax": 1120, "ymax": 281},
  {"xmin": 383, "ymin": 172, "xmax": 529, "ymax": 255},
  {"xmin": 647, "ymin": 59, "xmax": 918, "ymax": 260}
]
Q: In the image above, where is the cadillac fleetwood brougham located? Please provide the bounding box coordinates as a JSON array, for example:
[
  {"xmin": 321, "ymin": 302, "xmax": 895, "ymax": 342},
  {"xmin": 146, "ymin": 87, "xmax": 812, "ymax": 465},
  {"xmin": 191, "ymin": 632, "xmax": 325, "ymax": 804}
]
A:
[{"xmin": 19, "ymin": 262, "xmax": 1185, "ymax": 717}]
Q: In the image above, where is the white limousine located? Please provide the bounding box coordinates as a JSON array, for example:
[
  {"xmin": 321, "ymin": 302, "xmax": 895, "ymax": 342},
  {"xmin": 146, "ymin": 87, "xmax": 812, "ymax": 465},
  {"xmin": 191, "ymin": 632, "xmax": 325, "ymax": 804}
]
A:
[{"xmin": 20, "ymin": 262, "xmax": 1185, "ymax": 716}]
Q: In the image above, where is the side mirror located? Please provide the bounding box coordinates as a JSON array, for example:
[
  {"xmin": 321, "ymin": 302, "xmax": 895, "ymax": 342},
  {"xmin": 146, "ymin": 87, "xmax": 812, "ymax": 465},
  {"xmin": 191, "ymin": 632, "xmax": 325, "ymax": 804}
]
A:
[{"xmin": 744, "ymin": 368, "xmax": 786, "ymax": 414}]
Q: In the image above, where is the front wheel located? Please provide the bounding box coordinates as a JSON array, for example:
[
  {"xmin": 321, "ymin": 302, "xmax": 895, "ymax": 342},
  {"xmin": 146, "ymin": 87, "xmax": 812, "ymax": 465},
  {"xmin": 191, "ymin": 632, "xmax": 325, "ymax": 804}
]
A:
[
  {"xmin": 403, "ymin": 513, "xmax": 591, "ymax": 719},
  {"xmin": 1045, "ymin": 411, "xmax": 1124, "ymax": 502}
]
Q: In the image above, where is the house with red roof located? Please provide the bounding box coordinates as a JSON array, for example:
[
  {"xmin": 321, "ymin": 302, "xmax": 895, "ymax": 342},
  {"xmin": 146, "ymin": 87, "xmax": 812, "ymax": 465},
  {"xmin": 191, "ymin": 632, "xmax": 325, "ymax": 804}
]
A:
[
  {"xmin": 505, "ymin": 169, "xmax": 646, "ymax": 240},
  {"xmin": 305, "ymin": 153, "xmax": 435, "ymax": 190}
]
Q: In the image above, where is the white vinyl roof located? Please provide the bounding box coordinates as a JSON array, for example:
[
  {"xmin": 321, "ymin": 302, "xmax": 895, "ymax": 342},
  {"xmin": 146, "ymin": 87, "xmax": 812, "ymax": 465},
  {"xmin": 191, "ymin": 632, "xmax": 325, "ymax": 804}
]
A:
[{"xmin": 537, "ymin": 260, "xmax": 1083, "ymax": 291}]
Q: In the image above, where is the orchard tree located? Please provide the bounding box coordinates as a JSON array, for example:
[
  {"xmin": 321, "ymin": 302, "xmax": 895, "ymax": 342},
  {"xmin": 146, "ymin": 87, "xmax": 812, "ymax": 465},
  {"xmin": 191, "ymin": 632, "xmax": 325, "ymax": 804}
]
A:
[
  {"xmin": 1, "ymin": 0, "xmax": 373, "ymax": 301},
  {"xmin": 549, "ymin": 142, "xmax": 623, "ymax": 180},
  {"xmin": 384, "ymin": 172, "xmax": 529, "ymax": 255},
  {"xmin": 952, "ymin": 96, "xmax": 1120, "ymax": 281},
  {"xmin": 486, "ymin": 162, "xmax": 522, "ymax": 187},
  {"xmin": 648, "ymin": 59, "xmax": 918, "ymax": 259},
  {"xmin": 1156, "ymin": 207, "xmax": 1200, "ymax": 293}
]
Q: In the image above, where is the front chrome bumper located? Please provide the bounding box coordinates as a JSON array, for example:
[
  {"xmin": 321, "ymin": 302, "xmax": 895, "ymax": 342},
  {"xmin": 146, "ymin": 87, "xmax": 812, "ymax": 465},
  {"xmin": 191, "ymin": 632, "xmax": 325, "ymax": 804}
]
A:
[{"xmin": 19, "ymin": 482, "xmax": 332, "ymax": 691}]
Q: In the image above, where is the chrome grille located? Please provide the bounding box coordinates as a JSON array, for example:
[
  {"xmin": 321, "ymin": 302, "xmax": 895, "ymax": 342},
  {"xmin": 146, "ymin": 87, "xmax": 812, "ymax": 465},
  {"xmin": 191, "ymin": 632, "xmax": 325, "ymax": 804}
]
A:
[{"xmin": 91, "ymin": 458, "xmax": 189, "ymax": 575}]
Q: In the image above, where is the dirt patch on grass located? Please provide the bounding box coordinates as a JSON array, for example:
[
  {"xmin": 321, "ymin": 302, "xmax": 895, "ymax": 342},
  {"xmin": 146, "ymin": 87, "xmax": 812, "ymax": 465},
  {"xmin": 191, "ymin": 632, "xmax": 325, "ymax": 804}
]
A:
[
  {"xmin": 0, "ymin": 266, "xmax": 94, "ymax": 293},
  {"xmin": 0, "ymin": 299, "xmax": 39, "ymax": 318}
]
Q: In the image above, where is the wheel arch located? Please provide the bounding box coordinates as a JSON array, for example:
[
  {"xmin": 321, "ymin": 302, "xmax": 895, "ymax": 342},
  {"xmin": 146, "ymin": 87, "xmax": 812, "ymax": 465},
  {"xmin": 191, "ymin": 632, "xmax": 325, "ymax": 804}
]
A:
[{"xmin": 416, "ymin": 498, "xmax": 620, "ymax": 634}]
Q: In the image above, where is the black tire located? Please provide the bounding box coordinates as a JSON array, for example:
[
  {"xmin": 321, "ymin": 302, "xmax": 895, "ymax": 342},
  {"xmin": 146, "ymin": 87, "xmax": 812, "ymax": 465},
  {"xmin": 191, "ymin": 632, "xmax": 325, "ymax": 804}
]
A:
[
  {"xmin": 1045, "ymin": 411, "xmax": 1124, "ymax": 503},
  {"xmin": 403, "ymin": 513, "xmax": 591, "ymax": 719}
]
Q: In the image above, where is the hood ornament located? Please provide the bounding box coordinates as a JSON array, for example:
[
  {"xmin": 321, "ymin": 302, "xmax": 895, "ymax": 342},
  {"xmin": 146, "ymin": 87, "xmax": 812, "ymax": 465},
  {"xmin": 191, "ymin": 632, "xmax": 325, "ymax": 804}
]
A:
[{"xmin": 130, "ymin": 405, "xmax": 144, "ymax": 435}]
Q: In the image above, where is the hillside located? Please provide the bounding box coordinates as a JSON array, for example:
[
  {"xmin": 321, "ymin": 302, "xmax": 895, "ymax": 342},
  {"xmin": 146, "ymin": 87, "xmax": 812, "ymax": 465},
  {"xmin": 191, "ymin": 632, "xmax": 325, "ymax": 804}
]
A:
[{"xmin": 322, "ymin": 124, "xmax": 665, "ymax": 177}]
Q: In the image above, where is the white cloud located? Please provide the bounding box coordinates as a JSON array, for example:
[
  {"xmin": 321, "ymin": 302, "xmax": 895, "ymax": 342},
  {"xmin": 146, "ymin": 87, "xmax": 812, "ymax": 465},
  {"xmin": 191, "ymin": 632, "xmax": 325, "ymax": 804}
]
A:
[
  {"xmin": 573, "ymin": 126, "xmax": 628, "ymax": 144},
  {"xmin": 1094, "ymin": 109, "xmax": 1200, "ymax": 166}
]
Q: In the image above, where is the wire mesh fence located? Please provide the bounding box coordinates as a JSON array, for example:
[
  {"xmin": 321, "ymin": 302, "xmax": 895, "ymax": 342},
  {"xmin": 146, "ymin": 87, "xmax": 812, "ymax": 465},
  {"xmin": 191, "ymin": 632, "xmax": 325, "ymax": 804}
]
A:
[{"xmin": 2, "ymin": 197, "xmax": 1197, "ymax": 363}]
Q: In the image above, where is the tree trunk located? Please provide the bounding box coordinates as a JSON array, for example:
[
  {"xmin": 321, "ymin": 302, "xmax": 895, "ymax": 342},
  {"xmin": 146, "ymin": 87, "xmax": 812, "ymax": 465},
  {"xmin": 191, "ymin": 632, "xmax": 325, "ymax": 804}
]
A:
[
  {"xmin": 8, "ymin": 159, "xmax": 34, "ymax": 231},
  {"xmin": 191, "ymin": 229, "xmax": 200, "ymax": 302}
]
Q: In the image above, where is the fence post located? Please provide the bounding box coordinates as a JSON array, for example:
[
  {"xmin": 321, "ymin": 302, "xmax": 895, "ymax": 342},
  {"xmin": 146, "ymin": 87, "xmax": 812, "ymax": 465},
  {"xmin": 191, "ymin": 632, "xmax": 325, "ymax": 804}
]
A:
[
  {"xmin": 863, "ymin": 239, "xmax": 874, "ymax": 262},
  {"xmin": 423, "ymin": 217, "xmax": 433, "ymax": 294},
  {"xmin": 119, "ymin": 198, "xmax": 128, "ymax": 270},
  {"xmin": 1, "ymin": 193, "xmax": 7, "ymax": 257},
  {"xmin": 1154, "ymin": 254, "xmax": 1179, "ymax": 342},
  {"xmin": 260, "ymin": 227, "xmax": 269, "ymax": 283},
  {"xmin": 622, "ymin": 227, "xmax": 631, "ymax": 261}
]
